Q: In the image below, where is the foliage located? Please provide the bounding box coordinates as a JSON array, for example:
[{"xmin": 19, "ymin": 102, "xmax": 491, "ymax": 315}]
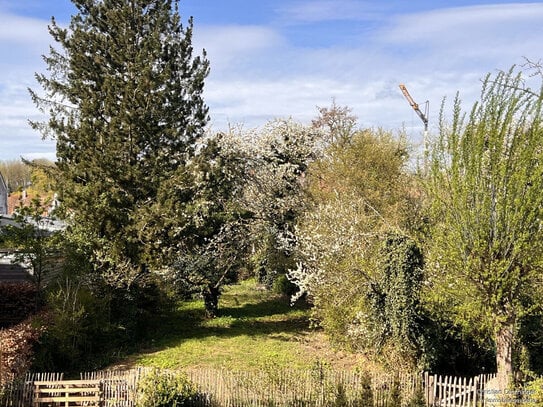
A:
[
  {"xmin": 27, "ymin": 0, "xmax": 211, "ymax": 356},
  {"xmin": 517, "ymin": 314, "xmax": 543, "ymax": 375},
  {"xmin": 0, "ymin": 160, "xmax": 31, "ymax": 193},
  {"xmin": 272, "ymin": 273, "xmax": 299, "ymax": 297},
  {"xmin": 426, "ymin": 66, "xmax": 543, "ymax": 383},
  {"xmin": 421, "ymin": 318, "xmax": 496, "ymax": 375},
  {"xmin": 522, "ymin": 377, "xmax": 543, "ymax": 406},
  {"xmin": 0, "ymin": 197, "xmax": 62, "ymax": 296},
  {"xmin": 33, "ymin": 276, "xmax": 111, "ymax": 372},
  {"xmin": 288, "ymin": 128, "xmax": 426, "ymax": 369},
  {"xmin": 347, "ymin": 233, "xmax": 426, "ymax": 369},
  {"xmin": 136, "ymin": 369, "xmax": 203, "ymax": 407},
  {"xmin": 0, "ymin": 283, "xmax": 38, "ymax": 328},
  {"xmin": 30, "ymin": 0, "xmax": 209, "ymax": 289},
  {"xmin": 25, "ymin": 159, "xmax": 57, "ymax": 198},
  {"xmin": 241, "ymin": 119, "xmax": 318, "ymax": 288},
  {"xmin": 0, "ymin": 314, "xmax": 46, "ymax": 384},
  {"xmin": 141, "ymin": 132, "xmax": 252, "ymax": 317}
]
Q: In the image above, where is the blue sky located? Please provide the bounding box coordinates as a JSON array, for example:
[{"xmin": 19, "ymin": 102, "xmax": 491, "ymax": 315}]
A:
[{"xmin": 0, "ymin": 0, "xmax": 542, "ymax": 160}]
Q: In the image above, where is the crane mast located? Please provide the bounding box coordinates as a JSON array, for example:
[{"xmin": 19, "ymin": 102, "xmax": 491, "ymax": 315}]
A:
[{"xmin": 399, "ymin": 84, "xmax": 428, "ymax": 132}]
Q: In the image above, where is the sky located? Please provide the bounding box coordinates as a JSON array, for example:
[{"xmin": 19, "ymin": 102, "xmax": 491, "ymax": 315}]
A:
[{"xmin": 0, "ymin": 0, "xmax": 542, "ymax": 161}]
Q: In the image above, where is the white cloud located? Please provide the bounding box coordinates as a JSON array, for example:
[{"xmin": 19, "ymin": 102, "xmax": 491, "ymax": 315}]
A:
[
  {"xmin": 382, "ymin": 3, "xmax": 543, "ymax": 59},
  {"xmin": 388, "ymin": 3, "xmax": 543, "ymax": 37},
  {"xmin": 0, "ymin": 11, "xmax": 50, "ymax": 47},
  {"xmin": 194, "ymin": 25, "xmax": 284, "ymax": 69},
  {"xmin": 0, "ymin": 11, "xmax": 53, "ymax": 160},
  {"xmin": 276, "ymin": 0, "xmax": 380, "ymax": 23},
  {"xmin": 204, "ymin": 76, "xmax": 413, "ymax": 131},
  {"xmin": 2, "ymin": 1, "xmax": 542, "ymax": 160}
]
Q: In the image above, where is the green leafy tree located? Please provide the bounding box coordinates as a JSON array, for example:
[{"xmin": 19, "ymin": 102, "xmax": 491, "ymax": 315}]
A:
[
  {"xmin": 0, "ymin": 160, "xmax": 31, "ymax": 193},
  {"xmin": 30, "ymin": 0, "xmax": 209, "ymax": 287},
  {"xmin": 143, "ymin": 133, "xmax": 251, "ymax": 317},
  {"xmin": 243, "ymin": 119, "xmax": 318, "ymax": 287},
  {"xmin": 426, "ymin": 67, "xmax": 543, "ymax": 387},
  {"xmin": 0, "ymin": 197, "xmax": 61, "ymax": 299}
]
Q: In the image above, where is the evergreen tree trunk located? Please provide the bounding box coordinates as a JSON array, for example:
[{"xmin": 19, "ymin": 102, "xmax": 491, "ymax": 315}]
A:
[{"xmin": 495, "ymin": 321, "xmax": 514, "ymax": 390}]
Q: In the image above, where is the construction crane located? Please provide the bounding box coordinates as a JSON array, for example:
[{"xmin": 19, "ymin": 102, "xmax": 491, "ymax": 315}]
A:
[
  {"xmin": 399, "ymin": 84, "xmax": 429, "ymax": 170},
  {"xmin": 399, "ymin": 84, "xmax": 428, "ymax": 133}
]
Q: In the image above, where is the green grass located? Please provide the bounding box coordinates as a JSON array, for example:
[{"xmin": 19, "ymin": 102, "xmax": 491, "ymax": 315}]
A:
[{"xmin": 116, "ymin": 279, "xmax": 366, "ymax": 371}]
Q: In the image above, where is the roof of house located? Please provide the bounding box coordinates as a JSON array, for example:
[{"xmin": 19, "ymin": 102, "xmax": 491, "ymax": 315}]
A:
[
  {"xmin": 7, "ymin": 190, "xmax": 56, "ymax": 216},
  {"xmin": 0, "ymin": 214, "xmax": 65, "ymax": 233}
]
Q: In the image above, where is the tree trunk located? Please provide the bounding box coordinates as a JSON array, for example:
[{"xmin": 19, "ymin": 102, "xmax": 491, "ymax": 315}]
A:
[
  {"xmin": 202, "ymin": 285, "xmax": 220, "ymax": 318},
  {"xmin": 495, "ymin": 321, "xmax": 514, "ymax": 392}
]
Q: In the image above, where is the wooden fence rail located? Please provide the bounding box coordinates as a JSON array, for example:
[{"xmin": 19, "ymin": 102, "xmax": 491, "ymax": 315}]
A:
[
  {"xmin": 0, "ymin": 369, "xmax": 501, "ymax": 407},
  {"xmin": 33, "ymin": 379, "xmax": 101, "ymax": 407}
]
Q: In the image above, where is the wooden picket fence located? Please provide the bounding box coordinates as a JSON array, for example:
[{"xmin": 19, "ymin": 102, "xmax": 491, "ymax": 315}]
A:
[
  {"xmin": 80, "ymin": 370, "xmax": 140, "ymax": 407},
  {"xmin": 34, "ymin": 379, "xmax": 101, "ymax": 406},
  {"xmin": 0, "ymin": 372, "xmax": 63, "ymax": 407},
  {"xmin": 0, "ymin": 368, "xmax": 501, "ymax": 407},
  {"xmin": 424, "ymin": 372, "xmax": 497, "ymax": 406}
]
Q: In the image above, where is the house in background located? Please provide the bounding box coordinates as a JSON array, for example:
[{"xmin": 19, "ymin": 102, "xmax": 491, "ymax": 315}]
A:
[
  {"xmin": 0, "ymin": 171, "xmax": 7, "ymax": 215},
  {"xmin": 0, "ymin": 253, "xmax": 31, "ymax": 283}
]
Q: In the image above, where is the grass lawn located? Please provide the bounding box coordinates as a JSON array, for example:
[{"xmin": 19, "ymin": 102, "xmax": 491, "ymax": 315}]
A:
[{"xmin": 113, "ymin": 279, "xmax": 368, "ymax": 371}]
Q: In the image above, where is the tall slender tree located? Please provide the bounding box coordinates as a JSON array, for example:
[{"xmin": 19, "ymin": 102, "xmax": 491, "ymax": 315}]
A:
[
  {"xmin": 30, "ymin": 0, "xmax": 209, "ymax": 286},
  {"xmin": 427, "ymin": 67, "xmax": 543, "ymax": 387}
]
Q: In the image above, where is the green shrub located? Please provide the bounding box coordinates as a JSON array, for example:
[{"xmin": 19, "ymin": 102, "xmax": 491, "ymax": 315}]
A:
[
  {"xmin": 272, "ymin": 274, "xmax": 298, "ymax": 297},
  {"xmin": 137, "ymin": 369, "xmax": 204, "ymax": 407},
  {"xmin": 333, "ymin": 381, "xmax": 349, "ymax": 407},
  {"xmin": 389, "ymin": 376, "xmax": 402, "ymax": 406},
  {"xmin": 522, "ymin": 377, "xmax": 543, "ymax": 407},
  {"xmin": 32, "ymin": 278, "xmax": 112, "ymax": 372},
  {"xmin": 405, "ymin": 382, "xmax": 425, "ymax": 407},
  {"xmin": 353, "ymin": 371, "xmax": 373, "ymax": 406}
]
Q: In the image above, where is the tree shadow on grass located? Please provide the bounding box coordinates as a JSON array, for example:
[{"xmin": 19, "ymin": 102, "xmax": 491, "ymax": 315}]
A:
[
  {"xmin": 147, "ymin": 295, "xmax": 311, "ymax": 350},
  {"xmin": 218, "ymin": 297, "xmax": 309, "ymax": 319}
]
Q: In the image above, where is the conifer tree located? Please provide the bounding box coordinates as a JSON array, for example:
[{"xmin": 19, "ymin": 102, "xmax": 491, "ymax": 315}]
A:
[{"xmin": 30, "ymin": 0, "xmax": 209, "ymax": 286}]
